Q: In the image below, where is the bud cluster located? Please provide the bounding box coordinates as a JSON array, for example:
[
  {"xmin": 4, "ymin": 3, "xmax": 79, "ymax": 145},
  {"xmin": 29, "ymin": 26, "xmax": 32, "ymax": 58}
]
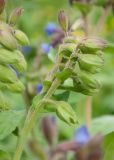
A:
[
  {"xmin": 0, "ymin": 2, "xmax": 29, "ymax": 110},
  {"xmin": 43, "ymin": 35, "xmax": 106, "ymax": 96}
]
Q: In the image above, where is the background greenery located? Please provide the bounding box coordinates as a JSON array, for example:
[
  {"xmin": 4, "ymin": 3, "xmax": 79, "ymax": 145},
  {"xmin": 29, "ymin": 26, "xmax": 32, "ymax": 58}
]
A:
[{"xmin": 0, "ymin": 0, "xmax": 114, "ymax": 159}]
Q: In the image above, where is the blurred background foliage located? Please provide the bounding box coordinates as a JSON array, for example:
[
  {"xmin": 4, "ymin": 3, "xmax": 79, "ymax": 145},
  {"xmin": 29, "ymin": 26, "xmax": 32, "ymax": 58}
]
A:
[{"xmin": 0, "ymin": 0, "xmax": 114, "ymax": 159}]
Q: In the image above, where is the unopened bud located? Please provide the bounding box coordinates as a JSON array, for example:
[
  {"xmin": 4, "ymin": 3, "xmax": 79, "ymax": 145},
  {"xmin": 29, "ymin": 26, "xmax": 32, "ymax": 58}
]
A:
[
  {"xmin": 0, "ymin": 0, "xmax": 5, "ymax": 14},
  {"xmin": 58, "ymin": 10, "xmax": 68, "ymax": 32},
  {"xmin": 14, "ymin": 29, "xmax": 29, "ymax": 45},
  {"xmin": 56, "ymin": 101, "xmax": 78, "ymax": 125},
  {"xmin": 0, "ymin": 30, "xmax": 18, "ymax": 50},
  {"xmin": 0, "ymin": 91, "xmax": 10, "ymax": 111},
  {"xmin": 9, "ymin": 7, "xmax": 24, "ymax": 25},
  {"xmin": 80, "ymin": 38, "xmax": 107, "ymax": 52}
]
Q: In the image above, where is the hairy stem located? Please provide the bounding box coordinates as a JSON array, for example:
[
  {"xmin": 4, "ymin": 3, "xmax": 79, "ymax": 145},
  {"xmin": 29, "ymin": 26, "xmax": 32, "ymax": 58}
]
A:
[{"xmin": 13, "ymin": 78, "xmax": 61, "ymax": 160}]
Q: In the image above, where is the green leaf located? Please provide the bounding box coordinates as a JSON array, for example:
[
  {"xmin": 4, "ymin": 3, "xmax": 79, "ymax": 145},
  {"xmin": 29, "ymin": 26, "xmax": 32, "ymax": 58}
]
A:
[
  {"xmin": 90, "ymin": 116, "xmax": 114, "ymax": 135},
  {"xmin": 0, "ymin": 149, "xmax": 11, "ymax": 160},
  {"xmin": 53, "ymin": 91, "xmax": 70, "ymax": 101},
  {"xmin": 56, "ymin": 68, "xmax": 72, "ymax": 81},
  {"xmin": 103, "ymin": 132, "xmax": 114, "ymax": 160},
  {"xmin": 0, "ymin": 110, "xmax": 25, "ymax": 140}
]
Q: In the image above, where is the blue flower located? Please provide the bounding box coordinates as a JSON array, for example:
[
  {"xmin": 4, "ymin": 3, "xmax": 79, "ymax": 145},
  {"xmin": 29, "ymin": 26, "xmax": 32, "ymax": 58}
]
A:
[
  {"xmin": 22, "ymin": 45, "xmax": 32, "ymax": 54},
  {"xmin": 41, "ymin": 43, "xmax": 51, "ymax": 54},
  {"xmin": 74, "ymin": 125, "xmax": 90, "ymax": 144},
  {"xmin": 45, "ymin": 22, "xmax": 57, "ymax": 36},
  {"xmin": 36, "ymin": 84, "xmax": 43, "ymax": 93}
]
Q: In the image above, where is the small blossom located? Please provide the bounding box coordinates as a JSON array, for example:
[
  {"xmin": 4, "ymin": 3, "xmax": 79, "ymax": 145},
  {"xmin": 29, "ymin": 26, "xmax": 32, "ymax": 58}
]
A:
[
  {"xmin": 41, "ymin": 43, "xmax": 51, "ymax": 54},
  {"xmin": 45, "ymin": 22, "xmax": 57, "ymax": 36},
  {"xmin": 36, "ymin": 83, "xmax": 43, "ymax": 93},
  {"xmin": 74, "ymin": 125, "xmax": 90, "ymax": 144}
]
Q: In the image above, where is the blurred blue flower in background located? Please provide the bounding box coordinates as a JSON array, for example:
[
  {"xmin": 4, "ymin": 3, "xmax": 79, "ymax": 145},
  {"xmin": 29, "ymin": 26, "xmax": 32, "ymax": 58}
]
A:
[
  {"xmin": 22, "ymin": 45, "xmax": 32, "ymax": 54},
  {"xmin": 45, "ymin": 22, "xmax": 57, "ymax": 36},
  {"xmin": 36, "ymin": 83, "xmax": 43, "ymax": 93},
  {"xmin": 74, "ymin": 125, "xmax": 90, "ymax": 144},
  {"xmin": 41, "ymin": 43, "xmax": 51, "ymax": 54}
]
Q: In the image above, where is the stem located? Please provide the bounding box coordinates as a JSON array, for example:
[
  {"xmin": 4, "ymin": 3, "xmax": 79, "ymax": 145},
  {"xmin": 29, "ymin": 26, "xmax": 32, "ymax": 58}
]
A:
[
  {"xmin": 85, "ymin": 96, "xmax": 91, "ymax": 128},
  {"xmin": 93, "ymin": 6, "xmax": 110, "ymax": 35},
  {"xmin": 13, "ymin": 79, "xmax": 61, "ymax": 160}
]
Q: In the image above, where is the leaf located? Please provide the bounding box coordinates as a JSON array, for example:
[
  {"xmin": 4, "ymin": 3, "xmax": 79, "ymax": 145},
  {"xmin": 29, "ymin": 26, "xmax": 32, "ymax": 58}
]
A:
[
  {"xmin": 55, "ymin": 68, "xmax": 72, "ymax": 81},
  {"xmin": 103, "ymin": 132, "xmax": 114, "ymax": 160},
  {"xmin": 0, "ymin": 110, "xmax": 25, "ymax": 140},
  {"xmin": 53, "ymin": 91, "xmax": 70, "ymax": 101},
  {"xmin": 90, "ymin": 116, "xmax": 114, "ymax": 135},
  {"xmin": 0, "ymin": 149, "xmax": 11, "ymax": 160}
]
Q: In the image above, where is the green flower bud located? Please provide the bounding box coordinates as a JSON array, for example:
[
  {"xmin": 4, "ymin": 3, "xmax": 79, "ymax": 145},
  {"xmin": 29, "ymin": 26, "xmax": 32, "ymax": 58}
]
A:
[
  {"xmin": 74, "ymin": 70, "xmax": 101, "ymax": 90},
  {"xmin": 8, "ymin": 7, "xmax": 24, "ymax": 26},
  {"xmin": 73, "ymin": 80, "xmax": 99, "ymax": 95},
  {"xmin": 0, "ymin": 48, "xmax": 27, "ymax": 73},
  {"xmin": 0, "ymin": 0, "xmax": 5, "ymax": 14},
  {"xmin": 6, "ymin": 80, "xmax": 25, "ymax": 92},
  {"xmin": 13, "ymin": 50, "xmax": 27, "ymax": 72},
  {"xmin": 58, "ymin": 10, "xmax": 68, "ymax": 32},
  {"xmin": 14, "ymin": 29, "xmax": 29, "ymax": 45},
  {"xmin": 56, "ymin": 101, "xmax": 78, "ymax": 125},
  {"xmin": 78, "ymin": 54, "xmax": 104, "ymax": 73},
  {"xmin": 59, "ymin": 43, "xmax": 76, "ymax": 57},
  {"xmin": 0, "ymin": 64, "xmax": 18, "ymax": 83},
  {"xmin": 80, "ymin": 38, "xmax": 107, "ymax": 53},
  {"xmin": 0, "ymin": 22, "xmax": 13, "ymax": 33},
  {"xmin": 0, "ymin": 30, "xmax": 18, "ymax": 50},
  {"xmin": 0, "ymin": 91, "xmax": 10, "ymax": 111},
  {"xmin": 0, "ymin": 80, "xmax": 24, "ymax": 93},
  {"xmin": 63, "ymin": 36, "xmax": 77, "ymax": 44}
]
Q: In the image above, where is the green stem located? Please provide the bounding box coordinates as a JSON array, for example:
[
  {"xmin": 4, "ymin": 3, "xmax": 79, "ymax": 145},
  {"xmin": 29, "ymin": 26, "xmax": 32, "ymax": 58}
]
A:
[{"xmin": 13, "ymin": 78, "xmax": 61, "ymax": 160}]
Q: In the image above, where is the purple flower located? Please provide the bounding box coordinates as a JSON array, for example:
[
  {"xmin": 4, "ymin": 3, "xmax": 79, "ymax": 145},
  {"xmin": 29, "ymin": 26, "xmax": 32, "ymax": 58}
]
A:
[
  {"xmin": 36, "ymin": 84, "xmax": 43, "ymax": 93},
  {"xmin": 41, "ymin": 43, "xmax": 51, "ymax": 54},
  {"xmin": 45, "ymin": 22, "xmax": 57, "ymax": 36},
  {"xmin": 74, "ymin": 125, "xmax": 90, "ymax": 144},
  {"xmin": 22, "ymin": 45, "xmax": 32, "ymax": 54}
]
